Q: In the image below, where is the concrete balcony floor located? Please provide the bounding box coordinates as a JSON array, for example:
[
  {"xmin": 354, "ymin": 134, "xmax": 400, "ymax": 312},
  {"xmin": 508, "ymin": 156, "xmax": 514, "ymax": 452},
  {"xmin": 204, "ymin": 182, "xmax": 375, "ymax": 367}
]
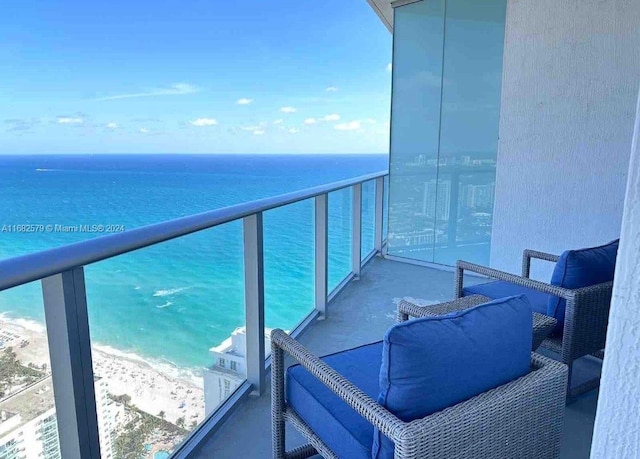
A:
[{"xmin": 192, "ymin": 257, "xmax": 600, "ymax": 459}]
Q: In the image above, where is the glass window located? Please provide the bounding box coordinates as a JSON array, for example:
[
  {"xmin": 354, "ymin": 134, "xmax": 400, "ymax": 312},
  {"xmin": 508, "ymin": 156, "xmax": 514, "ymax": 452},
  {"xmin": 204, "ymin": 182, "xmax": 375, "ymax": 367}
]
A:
[
  {"xmin": 387, "ymin": 0, "xmax": 506, "ymax": 266},
  {"xmin": 218, "ymin": 358, "xmax": 225, "ymax": 368}
]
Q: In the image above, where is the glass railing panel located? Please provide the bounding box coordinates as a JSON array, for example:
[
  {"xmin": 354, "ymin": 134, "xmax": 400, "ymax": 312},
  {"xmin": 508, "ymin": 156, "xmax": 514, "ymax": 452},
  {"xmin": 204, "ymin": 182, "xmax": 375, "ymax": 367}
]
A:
[
  {"xmin": 0, "ymin": 282, "xmax": 62, "ymax": 459},
  {"xmin": 264, "ymin": 199, "xmax": 315, "ymax": 332},
  {"xmin": 84, "ymin": 222, "xmax": 246, "ymax": 458},
  {"xmin": 361, "ymin": 180, "xmax": 376, "ymax": 261},
  {"xmin": 328, "ymin": 188, "xmax": 353, "ymax": 292}
]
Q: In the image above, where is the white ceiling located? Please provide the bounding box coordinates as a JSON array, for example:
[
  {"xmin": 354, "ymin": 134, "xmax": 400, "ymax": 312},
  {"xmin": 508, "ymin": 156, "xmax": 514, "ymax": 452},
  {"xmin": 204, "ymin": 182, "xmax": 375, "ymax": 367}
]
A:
[{"xmin": 365, "ymin": 0, "xmax": 393, "ymax": 32}]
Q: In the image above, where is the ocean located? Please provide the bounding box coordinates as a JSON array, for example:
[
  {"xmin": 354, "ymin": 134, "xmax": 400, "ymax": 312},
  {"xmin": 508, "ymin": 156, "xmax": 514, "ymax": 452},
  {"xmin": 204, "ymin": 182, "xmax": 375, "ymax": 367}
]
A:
[{"xmin": 0, "ymin": 154, "xmax": 388, "ymax": 369}]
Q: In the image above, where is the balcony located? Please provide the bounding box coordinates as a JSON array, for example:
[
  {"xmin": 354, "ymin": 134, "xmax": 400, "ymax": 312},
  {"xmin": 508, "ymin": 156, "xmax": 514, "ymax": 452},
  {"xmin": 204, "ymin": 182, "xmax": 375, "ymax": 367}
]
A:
[
  {"xmin": 188, "ymin": 257, "xmax": 599, "ymax": 459},
  {"xmin": 0, "ymin": 163, "xmax": 607, "ymax": 459},
  {"xmin": 0, "ymin": 164, "xmax": 606, "ymax": 458}
]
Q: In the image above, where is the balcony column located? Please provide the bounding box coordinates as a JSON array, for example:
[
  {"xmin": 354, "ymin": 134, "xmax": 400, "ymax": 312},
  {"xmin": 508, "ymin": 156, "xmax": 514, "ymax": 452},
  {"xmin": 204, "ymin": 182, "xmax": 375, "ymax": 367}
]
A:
[
  {"xmin": 591, "ymin": 84, "xmax": 640, "ymax": 457},
  {"xmin": 41, "ymin": 267, "xmax": 101, "ymax": 459},
  {"xmin": 243, "ymin": 212, "xmax": 266, "ymax": 396}
]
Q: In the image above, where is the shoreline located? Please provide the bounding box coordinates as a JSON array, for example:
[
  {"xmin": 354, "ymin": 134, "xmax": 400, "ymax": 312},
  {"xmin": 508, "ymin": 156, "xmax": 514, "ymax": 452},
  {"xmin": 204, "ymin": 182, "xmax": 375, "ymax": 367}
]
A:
[{"xmin": 0, "ymin": 314, "xmax": 205, "ymax": 425}]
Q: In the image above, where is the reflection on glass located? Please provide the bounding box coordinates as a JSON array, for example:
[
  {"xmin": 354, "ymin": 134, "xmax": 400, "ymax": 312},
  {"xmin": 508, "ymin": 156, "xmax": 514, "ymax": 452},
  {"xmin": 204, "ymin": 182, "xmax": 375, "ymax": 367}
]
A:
[
  {"xmin": 328, "ymin": 188, "xmax": 353, "ymax": 292},
  {"xmin": 387, "ymin": 0, "xmax": 505, "ymax": 266},
  {"xmin": 387, "ymin": 0, "xmax": 445, "ymax": 263}
]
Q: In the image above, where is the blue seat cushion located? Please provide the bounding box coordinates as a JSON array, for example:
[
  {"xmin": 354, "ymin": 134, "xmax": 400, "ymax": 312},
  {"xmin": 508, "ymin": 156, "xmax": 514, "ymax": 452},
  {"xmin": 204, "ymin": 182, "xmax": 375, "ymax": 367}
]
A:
[
  {"xmin": 548, "ymin": 239, "xmax": 619, "ymax": 333},
  {"xmin": 287, "ymin": 341, "xmax": 382, "ymax": 459},
  {"xmin": 463, "ymin": 281, "xmax": 550, "ymax": 315},
  {"xmin": 373, "ymin": 296, "xmax": 533, "ymax": 459}
]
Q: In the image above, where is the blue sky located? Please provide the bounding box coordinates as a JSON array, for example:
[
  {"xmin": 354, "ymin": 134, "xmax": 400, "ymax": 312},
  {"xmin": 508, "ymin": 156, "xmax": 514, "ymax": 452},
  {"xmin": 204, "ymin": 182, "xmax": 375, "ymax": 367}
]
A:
[{"xmin": 0, "ymin": 0, "xmax": 392, "ymax": 154}]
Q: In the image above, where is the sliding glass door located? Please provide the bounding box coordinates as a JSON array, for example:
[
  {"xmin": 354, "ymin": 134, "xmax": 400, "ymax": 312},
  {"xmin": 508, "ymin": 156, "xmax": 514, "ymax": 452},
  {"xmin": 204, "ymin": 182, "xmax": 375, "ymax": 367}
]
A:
[{"xmin": 387, "ymin": 0, "xmax": 506, "ymax": 266}]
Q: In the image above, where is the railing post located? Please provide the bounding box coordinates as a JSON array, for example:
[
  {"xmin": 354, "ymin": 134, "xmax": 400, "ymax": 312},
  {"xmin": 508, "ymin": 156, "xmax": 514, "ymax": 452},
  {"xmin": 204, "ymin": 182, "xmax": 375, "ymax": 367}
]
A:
[
  {"xmin": 375, "ymin": 176, "xmax": 385, "ymax": 256},
  {"xmin": 243, "ymin": 212, "xmax": 266, "ymax": 396},
  {"xmin": 352, "ymin": 183, "xmax": 362, "ymax": 278},
  {"xmin": 41, "ymin": 267, "xmax": 101, "ymax": 459},
  {"xmin": 315, "ymin": 194, "xmax": 328, "ymax": 318}
]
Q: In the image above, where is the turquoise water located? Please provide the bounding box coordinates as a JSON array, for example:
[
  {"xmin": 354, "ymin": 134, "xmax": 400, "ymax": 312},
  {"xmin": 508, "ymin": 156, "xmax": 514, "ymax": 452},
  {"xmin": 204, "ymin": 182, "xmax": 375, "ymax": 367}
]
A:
[
  {"xmin": 153, "ymin": 452, "xmax": 170, "ymax": 459},
  {"xmin": 0, "ymin": 154, "xmax": 386, "ymax": 368}
]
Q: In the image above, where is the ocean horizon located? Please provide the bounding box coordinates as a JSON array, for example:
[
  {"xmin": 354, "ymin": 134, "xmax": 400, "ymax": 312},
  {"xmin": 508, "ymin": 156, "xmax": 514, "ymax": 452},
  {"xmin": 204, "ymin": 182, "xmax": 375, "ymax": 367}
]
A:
[{"xmin": 0, "ymin": 153, "xmax": 388, "ymax": 371}]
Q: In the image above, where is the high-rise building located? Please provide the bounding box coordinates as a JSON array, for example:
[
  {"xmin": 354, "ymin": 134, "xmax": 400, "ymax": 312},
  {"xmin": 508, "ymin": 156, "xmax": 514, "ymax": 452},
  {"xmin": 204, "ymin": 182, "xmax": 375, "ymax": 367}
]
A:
[
  {"xmin": 204, "ymin": 327, "xmax": 273, "ymax": 416},
  {"xmin": 463, "ymin": 183, "xmax": 495, "ymax": 209},
  {"xmin": 423, "ymin": 180, "xmax": 451, "ymax": 220},
  {"xmin": 0, "ymin": 377, "xmax": 117, "ymax": 459}
]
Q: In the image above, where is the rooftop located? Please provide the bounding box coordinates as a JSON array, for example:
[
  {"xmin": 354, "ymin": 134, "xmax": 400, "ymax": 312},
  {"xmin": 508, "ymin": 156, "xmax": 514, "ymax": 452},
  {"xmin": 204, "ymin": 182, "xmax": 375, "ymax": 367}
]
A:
[
  {"xmin": 191, "ymin": 257, "xmax": 599, "ymax": 458},
  {"xmin": 0, "ymin": 377, "xmax": 54, "ymax": 436}
]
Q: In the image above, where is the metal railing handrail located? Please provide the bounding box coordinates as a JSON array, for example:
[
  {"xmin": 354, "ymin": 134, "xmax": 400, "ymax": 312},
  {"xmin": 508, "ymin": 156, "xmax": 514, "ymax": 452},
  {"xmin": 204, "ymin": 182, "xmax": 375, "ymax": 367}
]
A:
[{"xmin": 0, "ymin": 170, "xmax": 387, "ymax": 291}]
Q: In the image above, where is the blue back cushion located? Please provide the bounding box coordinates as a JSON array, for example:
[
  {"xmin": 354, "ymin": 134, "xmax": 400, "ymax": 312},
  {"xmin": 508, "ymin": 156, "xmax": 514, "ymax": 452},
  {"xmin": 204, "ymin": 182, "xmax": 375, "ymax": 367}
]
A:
[
  {"xmin": 547, "ymin": 239, "xmax": 619, "ymax": 332},
  {"xmin": 372, "ymin": 296, "xmax": 533, "ymax": 459}
]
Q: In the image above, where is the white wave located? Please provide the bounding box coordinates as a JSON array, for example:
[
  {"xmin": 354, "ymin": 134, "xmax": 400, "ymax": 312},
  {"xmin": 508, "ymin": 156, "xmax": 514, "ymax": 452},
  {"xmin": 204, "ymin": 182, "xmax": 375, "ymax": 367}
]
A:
[
  {"xmin": 152, "ymin": 286, "xmax": 190, "ymax": 297},
  {"xmin": 92, "ymin": 343, "xmax": 203, "ymax": 384},
  {"xmin": 156, "ymin": 301, "xmax": 173, "ymax": 309},
  {"xmin": 35, "ymin": 168, "xmax": 61, "ymax": 172},
  {"xmin": 134, "ymin": 286, "xmax": 141, "ymax": 290},
  {"xmin": 0, "ymin": 314, "xmax": 46, "ymax": 333}
]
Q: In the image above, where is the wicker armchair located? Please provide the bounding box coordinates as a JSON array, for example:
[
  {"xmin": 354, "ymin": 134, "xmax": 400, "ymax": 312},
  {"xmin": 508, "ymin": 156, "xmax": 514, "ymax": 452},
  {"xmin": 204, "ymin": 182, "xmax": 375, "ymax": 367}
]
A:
[
  {"xmin": 455, "ymin": 249, "xmax": 613, "ymax": 398},
  {"xmin": 271, "ymin": 328, "xmax": 568, "ymax": 459}
]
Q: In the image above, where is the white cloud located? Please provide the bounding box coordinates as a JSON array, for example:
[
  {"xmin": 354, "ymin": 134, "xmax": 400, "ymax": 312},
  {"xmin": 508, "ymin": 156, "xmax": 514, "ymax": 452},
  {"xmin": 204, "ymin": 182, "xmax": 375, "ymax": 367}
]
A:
[
  {"xmin": 288, "ymin": 128, "xmax": 299, "ymax": 134},
  {"xmin": 321, "ymin": 114, "xmax": 341, "ymax": 122},
  {"xmin": 237, "ymin": 98, "xmax": 254, "ymax": 105},
  {"xmin": 364, "ymin": 118, "xmax": 377, "ymax": 124},
  {"xmin": 334, "ymin": 121, "xmax": 362, "ymax": 131},
  {"xmin": 303, "ymin": 118, "xmax": 317, "ymax": 125},
  {"xmin": 96, "ymin": 83, "xmax": 199, "ymax": 101},
  {"xmin": 325, "ymin": 86, "xmax": 339, "ymax": 92},
  {"xmin": 240, "ymin": 122, "xmax": 267, "ymax": 134},
  {"xmin": 273, "ymin": 119, "xmax": 284, "ymax": 125},
  {"xmin": 386, "ymin": 63, "xmax": 392, "ymax": 72},
  {"xmin": 190, "ymin": 118, "xmax": 218, "ymax": 127},
  {"xmin": 139, "ymin": 128, "xmax": 149, "ymax": 134},
  {"xmin": 57, "ymin": 117, "xmax": 83, "ymax": 125},
  {"xmin": 280, "ymin": 106, "xmax": 296, "ymax": 113},
  {"xmin": 106, "ymin": 122, "xmax": 118, "ymax": 129}
]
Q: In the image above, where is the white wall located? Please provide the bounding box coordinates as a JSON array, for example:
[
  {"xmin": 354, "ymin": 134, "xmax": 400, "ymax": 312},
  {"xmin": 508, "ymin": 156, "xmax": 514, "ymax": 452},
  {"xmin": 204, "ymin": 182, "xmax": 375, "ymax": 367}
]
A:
[
  {"xmin": 590, "ymin": 84, "xmax": 640, "ymax": 458},
  {"xmin": 490, "ymin": 0, "xmax": 640, "ymax": 277}
]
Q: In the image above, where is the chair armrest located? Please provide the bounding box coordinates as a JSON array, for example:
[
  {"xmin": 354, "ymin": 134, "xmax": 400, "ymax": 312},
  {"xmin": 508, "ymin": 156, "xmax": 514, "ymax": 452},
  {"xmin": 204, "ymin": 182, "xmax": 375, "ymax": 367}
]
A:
[
  {"xmin": 456, "ymin": 260, "xmax": 574, "ymax": 299},
  {"xmin": 522, "ymin": 249, "xmax": 560, "ymax": 278},
  {"xmin": 270, "ymin": 329, "xmax": 405, "ymax": 441},
  {"xmin": 396, "ymin": 353, "xmax": 568, "ymax": 458},
  {"xmin": 397, "ymin": 296, "xmax": 488, "ymax": 322},
  {"xmin": 561, "ymin": 281, "xmax": 613, "ymax": 361}
]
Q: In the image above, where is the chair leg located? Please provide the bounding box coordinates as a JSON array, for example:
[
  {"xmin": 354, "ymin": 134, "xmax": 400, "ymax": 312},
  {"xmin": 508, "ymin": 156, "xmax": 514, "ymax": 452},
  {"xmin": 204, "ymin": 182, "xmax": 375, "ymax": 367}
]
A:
[
  {"xmin": 272, "ymin": 344, "xmax": 286, "ymax": 459},
  {"xmin": 454, "ymin": 265, "xmax": 464, "ymax": 299},
  {"xmin": 565, "ymin": 360, "xmax": 601, "ymax": 402}
]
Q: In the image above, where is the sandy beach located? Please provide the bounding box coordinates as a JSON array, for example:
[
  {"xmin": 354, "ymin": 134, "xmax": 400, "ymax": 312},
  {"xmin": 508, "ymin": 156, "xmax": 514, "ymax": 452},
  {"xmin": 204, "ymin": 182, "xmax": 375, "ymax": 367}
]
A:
[{"xmin": 0, "ymin": 315, "xmax": 205, "ymax": 425}]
